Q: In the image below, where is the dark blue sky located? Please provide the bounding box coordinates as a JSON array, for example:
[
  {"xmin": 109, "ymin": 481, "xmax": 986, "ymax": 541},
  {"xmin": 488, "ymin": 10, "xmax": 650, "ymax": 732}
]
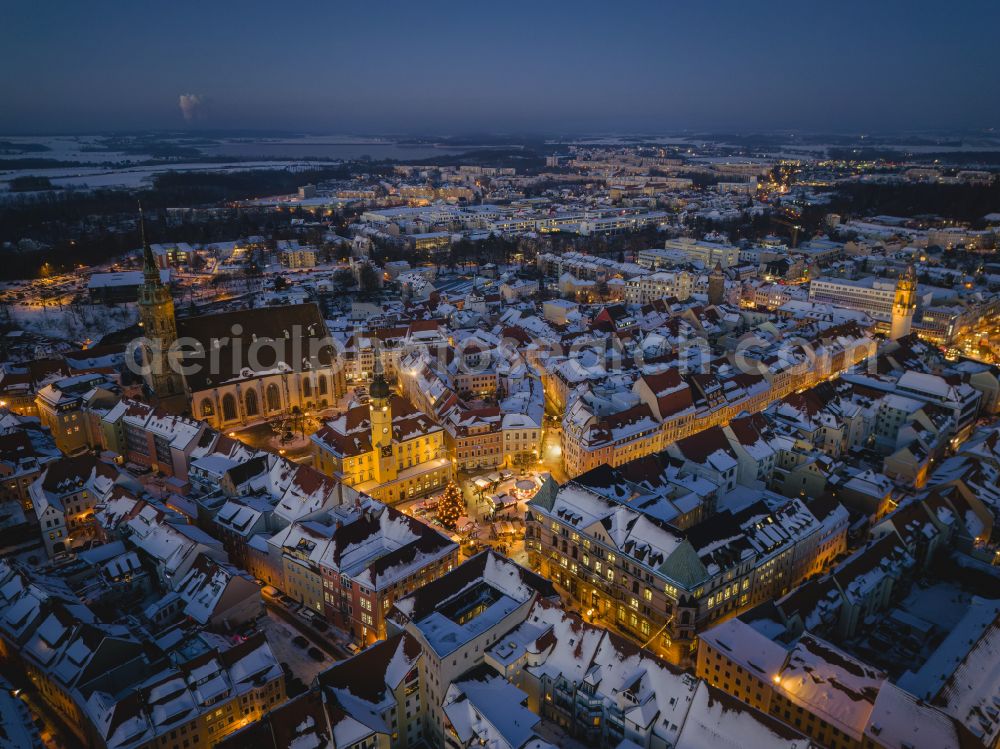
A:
[{"xmin": 4, "ymin": 0, "xmax": 999, "ymax": 134}]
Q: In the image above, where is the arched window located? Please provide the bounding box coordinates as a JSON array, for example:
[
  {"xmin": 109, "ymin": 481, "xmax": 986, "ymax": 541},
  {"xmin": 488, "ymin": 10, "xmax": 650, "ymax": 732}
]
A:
[
  {"xmin": 245, "ymin": 389, "xmax": 259, "ymax": 416},
  {"xmin": 222, "ymin": 394, "xmax": 238, "ymax": 422},
  {"xmin": 201, "ymin": 399, "xmax": 214, "ymax": 417},
  {"xmin": 317, "ymin": 375, "xmax": 328, "ymax": 396},
  {"xmin": 303, "ymin": 379, "xmax": 312, "ymax": 398},
  {"xmin": 266, "ymin": 383, "xmax": 281, "ymax": 411}
]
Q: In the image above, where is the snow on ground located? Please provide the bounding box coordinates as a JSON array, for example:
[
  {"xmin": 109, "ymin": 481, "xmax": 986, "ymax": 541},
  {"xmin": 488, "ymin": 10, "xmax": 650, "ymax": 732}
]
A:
[
  {"xmin": 0, "ymin": 135, "xmax": 136, "ymax": 164},
  {"xmin": 899, "ymin": 581, "xmax": 973, "ymax": 631},
  {"xmin": 0, "ymin": 160, "xmax": 335, "ymax": 193},
  {"xmin": 258, "ymin": 611, "xmax": 334, "ymax": 687},
  {"xmin": 532, "ymin": 719, "xmax": 593, "ymax": 749},
  {"xmin": 8, "ymin": 303, "xmax": 137, "ymax": 344}
]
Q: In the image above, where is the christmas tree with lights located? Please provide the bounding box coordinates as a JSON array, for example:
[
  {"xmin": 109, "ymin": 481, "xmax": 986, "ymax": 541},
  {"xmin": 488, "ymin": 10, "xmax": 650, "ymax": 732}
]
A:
[{"xmin": 437, "ymin": 482, "xmax": 464, "ymax": 530}]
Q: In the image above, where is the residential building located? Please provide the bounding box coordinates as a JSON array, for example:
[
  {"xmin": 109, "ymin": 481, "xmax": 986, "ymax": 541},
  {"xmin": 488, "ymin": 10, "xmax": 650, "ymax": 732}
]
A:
[
  {"xmin": 35, "ymin": 373, "xmax": 119, "ymax": 455},
  {"xmin": 526, "ymin": 474, "xmax": 848, "ymax": 666},
  {"xmin": 697, "ymin": 618, "xmax": 976, "ymax": 749},
  {"xmin": 31, "ymin": 454, "xmax": 119, "ymax": 556}
]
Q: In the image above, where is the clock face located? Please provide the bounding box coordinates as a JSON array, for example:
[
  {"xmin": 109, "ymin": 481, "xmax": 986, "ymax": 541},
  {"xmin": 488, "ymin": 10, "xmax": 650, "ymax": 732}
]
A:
[{"xmin": 383, "ymin": 427, "xmax": 389, "ymax": 434}]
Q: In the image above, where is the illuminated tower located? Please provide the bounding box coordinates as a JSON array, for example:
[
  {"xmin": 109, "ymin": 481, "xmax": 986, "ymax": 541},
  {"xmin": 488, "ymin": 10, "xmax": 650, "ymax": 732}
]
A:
[
  {"xmin": 369, "ymin": 342, "xmax": 396, "ymax": 485},
  {"xmin": 136, "ymin": 207, "xmax": 184, "ymax": 399},
  {"xmin": 707, "ymin": 261, "xmax": 725, "ymax": 306},
  {"xmin": 890, "ymin": 262, "xmax": 917, "ymax": 341}
]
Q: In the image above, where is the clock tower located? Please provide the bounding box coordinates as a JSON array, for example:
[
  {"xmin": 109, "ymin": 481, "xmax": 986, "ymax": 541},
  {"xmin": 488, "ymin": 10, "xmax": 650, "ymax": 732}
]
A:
[
  {"xmin": 369, "ymin": 342, "xmax": 396, "ymax": 484},
  {"xmin": 890, "ymin": 262, "xmax": 917, "ymax": 341}
]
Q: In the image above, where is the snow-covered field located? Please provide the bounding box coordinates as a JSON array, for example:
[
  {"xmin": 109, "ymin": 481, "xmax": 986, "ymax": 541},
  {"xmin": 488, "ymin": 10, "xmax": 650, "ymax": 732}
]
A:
[
  {"xmin": 0, "ymin": 135, "xmax": 137, "ymax": 164},
  {"xmin": 8, "ymin": 303, "xmax": 137, "ymax": 343},
  {"xmin": 0, "ymin": 133, "xmax": 345, "ymax": 196},
  {"xmin": 0, "ymin": 159, "xmax": 334, "ymax": 193},
  {"xmin": 0, "ymin": 132, "xmax": 457, "ymax": 194}
]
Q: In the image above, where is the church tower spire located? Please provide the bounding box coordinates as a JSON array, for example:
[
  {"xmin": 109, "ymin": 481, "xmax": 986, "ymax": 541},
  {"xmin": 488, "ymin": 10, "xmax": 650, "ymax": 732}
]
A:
[
  {"xmin": 136, "ymin": 205, "xmax": 184, "ymax": 401},
  {"xmin": 140, "ymin": 203, "xmax": 160, "ymax": 286},
  {"xmin": 890, "ymin": 261, "xmax": 917, "ymax": 341}
]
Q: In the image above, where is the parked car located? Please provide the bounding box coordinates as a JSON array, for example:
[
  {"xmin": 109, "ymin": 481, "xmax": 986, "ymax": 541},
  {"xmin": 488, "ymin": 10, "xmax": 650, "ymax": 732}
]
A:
[
  {"xmin": 298, "ymin": 608, "xmax": 319, "ymax": 626},
  {"xmin": 292, "ymin": 635, "xmax": 309, "ymax": 649},
  {"xmin": 346, "ymin": 643, "xmax": 360, "ymax": 654},
  {"xmin": 307, "ymin": 647, "xmax": 325, "ymax": 662}
]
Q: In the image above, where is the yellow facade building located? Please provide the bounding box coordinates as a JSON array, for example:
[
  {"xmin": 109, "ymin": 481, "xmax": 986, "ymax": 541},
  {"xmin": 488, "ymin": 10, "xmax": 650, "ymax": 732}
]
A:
[{"xmin": 311, "ymin": 356, "xmax": 451, "ymax": 504}]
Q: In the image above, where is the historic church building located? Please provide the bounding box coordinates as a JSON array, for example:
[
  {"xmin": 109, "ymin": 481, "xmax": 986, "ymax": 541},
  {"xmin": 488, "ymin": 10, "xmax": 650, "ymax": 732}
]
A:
[{"xmin": 136, "ymin": 216, "xmax": 346, "ymax": 428}]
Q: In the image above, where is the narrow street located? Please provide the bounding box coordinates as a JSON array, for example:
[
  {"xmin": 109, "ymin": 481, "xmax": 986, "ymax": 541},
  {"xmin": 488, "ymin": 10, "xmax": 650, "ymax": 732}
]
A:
[
  {"xmin": 262, "ymin": 599, "xmax": 351, "ymax": 662},
  {"xmin": 258, "ymin": 610, "xmax": 340, "ymax": 687},
  {"xmin": 538, "ymin": 423, "xmax": 568, "ymax": 484},
  {"xmin": 3, "ymin": 676, "xmax": 84, "ymax": 749}
]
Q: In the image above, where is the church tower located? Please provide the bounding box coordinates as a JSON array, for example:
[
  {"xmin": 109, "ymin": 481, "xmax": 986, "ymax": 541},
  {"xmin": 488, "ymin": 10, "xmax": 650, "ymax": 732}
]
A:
[
  {"xmin": 369, "ymin": 342, "xmax": 396, "ymax": 485},
  {"xmin": 136, "ymin": 207, "xmax": 184, "ymax": 400},
  {"xmin": 890, "ymin": 262, "xmax": 917, "ymax": 341},
  {"xmin": 465, "ymin": 276, "xmax": 487, "ymax": 315},
  {"xmin": 707, "ymin": 262, "xmax": 725, "ymax": 306}
]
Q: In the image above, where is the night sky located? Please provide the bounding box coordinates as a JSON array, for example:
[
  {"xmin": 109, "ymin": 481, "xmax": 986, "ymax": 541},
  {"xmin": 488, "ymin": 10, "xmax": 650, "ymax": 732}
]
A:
[{"xmin": 4, "ymin": 0, "xmax": 999, "ymax": 134}]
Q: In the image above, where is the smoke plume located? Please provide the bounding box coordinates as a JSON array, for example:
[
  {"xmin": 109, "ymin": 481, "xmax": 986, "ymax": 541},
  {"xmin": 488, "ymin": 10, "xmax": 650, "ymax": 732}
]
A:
[{"xmin": 178, "ymin": 94, "xmax": 209, "ymax": 122}]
